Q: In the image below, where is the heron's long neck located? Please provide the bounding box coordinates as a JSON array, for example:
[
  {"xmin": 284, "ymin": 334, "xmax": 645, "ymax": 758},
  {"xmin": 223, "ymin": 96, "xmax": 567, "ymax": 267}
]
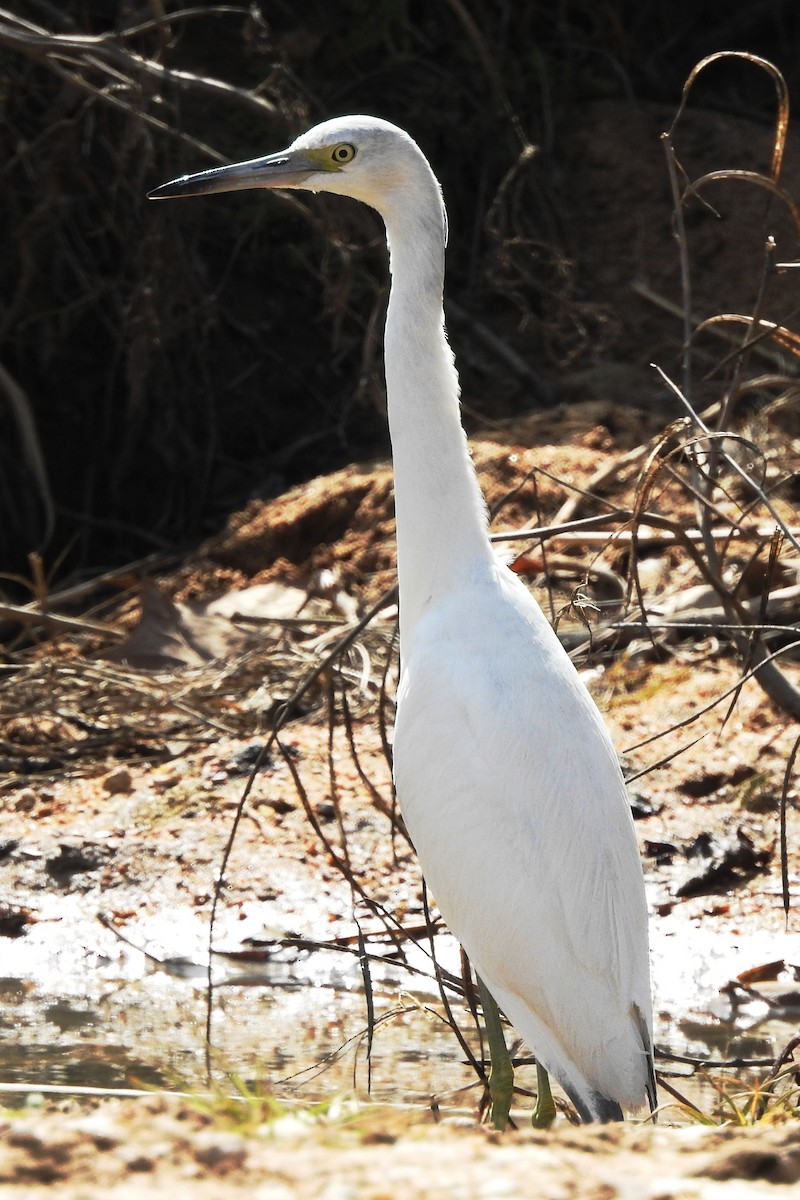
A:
[{"xmin": 383, "ymin": 200, "xmax": 492, "ymax": 651}]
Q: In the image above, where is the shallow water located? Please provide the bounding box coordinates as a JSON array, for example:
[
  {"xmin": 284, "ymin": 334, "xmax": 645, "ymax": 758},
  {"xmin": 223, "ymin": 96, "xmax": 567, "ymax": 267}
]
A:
[{"xmin": 2, "ymin": 888, "xmax": 799, "ymax": 1119}]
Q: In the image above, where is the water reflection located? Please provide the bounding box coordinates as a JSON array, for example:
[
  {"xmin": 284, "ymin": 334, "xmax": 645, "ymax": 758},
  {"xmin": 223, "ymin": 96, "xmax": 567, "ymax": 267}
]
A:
[{"xmin": 1, "ymin": 896, "xmax": 798, "ymax": 1119}]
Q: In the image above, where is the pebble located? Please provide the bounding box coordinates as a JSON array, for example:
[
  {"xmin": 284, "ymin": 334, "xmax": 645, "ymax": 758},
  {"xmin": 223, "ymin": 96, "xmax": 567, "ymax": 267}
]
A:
[
  {"xmin": 123, "ymin": 1152, "xmax": 156, "ymax": 1173},
  {"xmin": 103, "ymin": 768, "xmax": 133, "ymax": 794},
  {"xmin": 192, "ymin": 1131, "xmax": 248, "ymax": 1172},
  {"xmin": 69, "ymin": 1112, "xmax": 123, "ymax": 1150}
]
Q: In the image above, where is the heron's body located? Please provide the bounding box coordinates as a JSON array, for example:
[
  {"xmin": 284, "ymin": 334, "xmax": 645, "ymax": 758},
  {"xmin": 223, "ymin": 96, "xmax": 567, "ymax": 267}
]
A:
[
  {"xmin": 396, "ymin": 579, "xmax": 652, "ymax": 1119},
  {"xmin": 150, "ymin": 116, "xmax": 655, "ymax": 1122}
]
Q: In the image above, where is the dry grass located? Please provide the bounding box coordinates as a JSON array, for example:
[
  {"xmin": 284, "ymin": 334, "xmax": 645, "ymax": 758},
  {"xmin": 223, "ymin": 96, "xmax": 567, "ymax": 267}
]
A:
[{"xmin": 2, "ymin": 26, "xmax": 800, "ymax": 1123}]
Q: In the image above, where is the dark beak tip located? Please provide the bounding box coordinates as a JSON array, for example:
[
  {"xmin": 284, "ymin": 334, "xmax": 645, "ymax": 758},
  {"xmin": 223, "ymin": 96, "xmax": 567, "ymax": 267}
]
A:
[{"xmin": 147, "ymin": 180, "xmax": 186, "ymax": 201}]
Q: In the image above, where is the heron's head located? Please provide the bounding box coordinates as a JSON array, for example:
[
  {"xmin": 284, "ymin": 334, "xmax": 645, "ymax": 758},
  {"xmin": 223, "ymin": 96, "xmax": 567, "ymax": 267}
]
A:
[{"xmin": 148, "ymin": 116, "xmax": 444, "ymax": 233}]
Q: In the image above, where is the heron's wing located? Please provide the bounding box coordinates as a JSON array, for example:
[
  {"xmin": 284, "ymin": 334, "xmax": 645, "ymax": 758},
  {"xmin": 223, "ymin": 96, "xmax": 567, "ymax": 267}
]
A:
[{"xmin": 394, "ymin": 586, "xmax": 650, "ymax": 1019}]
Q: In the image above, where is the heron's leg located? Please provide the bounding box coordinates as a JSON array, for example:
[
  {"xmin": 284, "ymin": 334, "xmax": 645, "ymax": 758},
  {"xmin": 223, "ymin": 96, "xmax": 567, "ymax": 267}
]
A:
[
  {"xmin": 476, "ymin": 975, "xmax": 513, "ymax": 1131},
  {"xmin": 532, "ymin": 1061, "xmax": 556, "ymax": 1128}
]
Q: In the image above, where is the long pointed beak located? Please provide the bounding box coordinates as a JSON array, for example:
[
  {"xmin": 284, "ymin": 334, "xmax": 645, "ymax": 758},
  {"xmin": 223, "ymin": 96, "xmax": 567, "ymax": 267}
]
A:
[{"xmin": 147, "ymin": 148, "xmax": 318, "ymax": 200}]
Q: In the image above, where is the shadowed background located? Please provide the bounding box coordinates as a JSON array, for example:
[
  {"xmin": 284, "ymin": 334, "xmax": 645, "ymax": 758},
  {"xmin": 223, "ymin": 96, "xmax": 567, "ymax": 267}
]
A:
[{"xmin": 1, "ymin": 0, "xmax": 799, "ymax": 588}]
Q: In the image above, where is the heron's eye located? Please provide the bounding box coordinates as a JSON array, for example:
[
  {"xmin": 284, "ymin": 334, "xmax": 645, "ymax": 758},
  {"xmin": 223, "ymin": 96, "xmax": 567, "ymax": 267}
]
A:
[{"xmin": 331, "ymin": 143, "xmax": 356, "ymax": 165}]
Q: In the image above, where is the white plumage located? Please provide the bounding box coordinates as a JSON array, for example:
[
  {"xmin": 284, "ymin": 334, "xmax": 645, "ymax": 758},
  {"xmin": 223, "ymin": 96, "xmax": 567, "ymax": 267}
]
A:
[{"xmin": 150, "ymin": 116, "xmax": 656, "ymax": 1122}]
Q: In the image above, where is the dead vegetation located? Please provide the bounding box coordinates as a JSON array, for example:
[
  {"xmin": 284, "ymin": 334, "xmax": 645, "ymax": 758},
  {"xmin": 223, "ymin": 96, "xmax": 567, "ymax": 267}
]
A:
[
  {"xmin": 2, "ymin": 2, "xmax": 799, "ymax": 579},
  {"xmin": 1, "ymin": 2, "xmax": 800, "ymax": 1133}
]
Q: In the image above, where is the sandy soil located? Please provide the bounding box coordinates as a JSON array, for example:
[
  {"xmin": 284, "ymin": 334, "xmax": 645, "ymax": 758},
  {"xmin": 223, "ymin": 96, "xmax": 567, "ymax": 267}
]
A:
[
  {"xmin": 2, "ymin": 93, "xmax": 800, "ymax": 1196},
  {"xmin": 2, "ymin": 415, "xmax": 799, "ymax": 1194},
  {"xmin": 1, "ymin": 1094, "xmax": 800, "ymax": 1199}
]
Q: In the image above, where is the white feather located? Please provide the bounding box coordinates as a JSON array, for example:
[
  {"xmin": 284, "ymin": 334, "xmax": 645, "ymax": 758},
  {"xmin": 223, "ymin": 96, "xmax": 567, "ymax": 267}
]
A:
[{"xmin": 151, "ymin": 114, "xmax": 656, "ymax": 1121}]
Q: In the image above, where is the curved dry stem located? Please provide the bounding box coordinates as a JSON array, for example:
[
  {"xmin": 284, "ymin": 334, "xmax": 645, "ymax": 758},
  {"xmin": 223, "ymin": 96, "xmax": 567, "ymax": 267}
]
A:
[
  {"xmin": 695, "ymin": 315, "xmax": 800, "ymax": 365},
  {"xmin": 667, "ymin": 51, "xmax": 790, "ymax": 183},
  {"xmin": 681, "ymin": 170, "xmax": 800, "ymax": 240}
]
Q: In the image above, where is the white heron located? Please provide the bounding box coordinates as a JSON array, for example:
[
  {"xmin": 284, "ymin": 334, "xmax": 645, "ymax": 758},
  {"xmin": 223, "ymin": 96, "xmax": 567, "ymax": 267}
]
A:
[{"xmin": 149, "ymin": 116, "xmax": 656, "ymax": 1125}]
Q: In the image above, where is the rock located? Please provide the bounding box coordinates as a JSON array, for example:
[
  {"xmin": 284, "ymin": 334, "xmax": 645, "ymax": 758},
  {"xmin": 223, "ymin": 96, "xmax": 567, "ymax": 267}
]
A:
[
  {"xmin": 103, "ymin": 768, "xmax": 133, "ymax": 794},
  {"xmin": 701, "ymin": 1146, "xmax": 800, "ymax": 1185},
  {"xmin": 230, "ymin": 742, "xmax": 273, "ymax": 774},
  {"xmin": 45, "ymin": 842, "xmax": 108, "ymax": 876},
  {"xmin": 192, "ymin": 1131, "xmax": 248, "ymax": 1173}
]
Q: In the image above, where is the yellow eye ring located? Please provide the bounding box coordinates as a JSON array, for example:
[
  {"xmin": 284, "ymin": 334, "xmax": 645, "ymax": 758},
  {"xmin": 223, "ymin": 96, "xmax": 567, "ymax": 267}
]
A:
[{"xmin": 331, "ymin": 143, "xmax": 356, "ymax": 165}]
